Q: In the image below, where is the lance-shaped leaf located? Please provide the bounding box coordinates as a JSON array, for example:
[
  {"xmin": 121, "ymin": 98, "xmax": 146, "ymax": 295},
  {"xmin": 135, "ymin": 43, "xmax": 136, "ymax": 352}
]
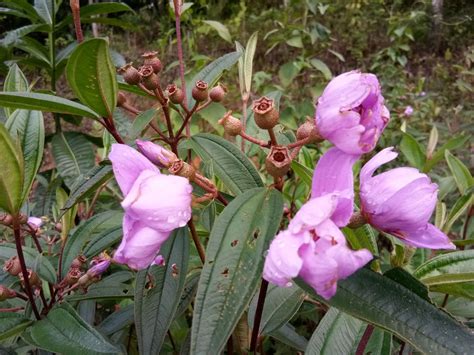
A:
[
  {"xmin": 184, "ymin": 133, "xmax": 263, "ymax": 195},
  {"xmin": 445, "ymin": 150, "xmax": 473, "ymax": 195},
  {"xmin": 0, "ymin": 123, "xmax": 23, "ymax": 213},
  {"xmin": 23, "ymin": 302, "xmax": 119, "ymax": 354},
  {"xmin": 135, "ymin": 228, "xmax": 189, "ymax": 354},
  {"xmin": 66, "ymin": 38, "xmax": 118, "ymax": 118},
  {"xmin": 6, "ymin": 109, "xmax": 44, "ymax": 204},
  {"xmin": 3, "ymin": 64, "xmax": 28, "ymax": 118},
  {"xmin": 0, "ymin": 313, "xmax": 33, "ymax": 341},
  {"xmin": 296, "ymin": 268, "xmax": 474, "ymax": 354},
  {"xmin": 0, "ymin": 92, "xmax": 101, "ymax": 119},
  {"xmin": 191, "ymin": 187, "xmax": 283, "ymax": 354},
  {"xmin": 186, "ymin": 52, "xmax": 241, "ymax": 108}
]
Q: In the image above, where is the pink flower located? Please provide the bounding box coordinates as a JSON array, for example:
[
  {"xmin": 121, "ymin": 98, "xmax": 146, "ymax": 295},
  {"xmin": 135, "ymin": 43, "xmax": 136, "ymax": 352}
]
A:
[
  {"xmin": 263, "ymin": 195, "xmax": 372, "ymax": 299},
  {"xmin": 27, "ymin": 217, "xmax": 43, "ymax": 229},
  {"xmin": 109, "ymin": 144, "xmax": 193, "ymax": 270},
  {"xmin": 360, "ymin": 147, "xmax": 455, "ymax": 250},
  {"xmin": 315, "ymin": 70, "xmax": 390, "ymax": 155},
  {"xmin": 403, "ymin": 105, "xmax": 414, "ymax": 116}
]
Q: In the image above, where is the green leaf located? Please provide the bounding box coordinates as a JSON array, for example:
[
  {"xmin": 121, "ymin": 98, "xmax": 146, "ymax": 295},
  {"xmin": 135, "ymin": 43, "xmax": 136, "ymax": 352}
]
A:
[
  {"xmin": 445, "ymin": 150, "xmax": 473, "ymax": 195},
  {"xmin": 6, "ymin": 109, "xmax": 44, "ymax": 204},
  {"xmin": 0, "ymin": 243, "xmax": 56, "ymax": 283},
  {"xmin": 400, "ymin": 132, "xmax": 426, "ymax": 170},
  {"xmin": 279, "ymin": 62, "xmax": 300, "ymax": 87},
  {"xmin": 98, "ymin": 304, "xmax": 134, "ymax": 336},
  {"xmin": 81, "ymin": 224, "xmax": 123, "ymax": 259},
  {"xmin": 34, "ymin": 0, "xmax": 53, "ymax": 24},
  {"xmin": 248, "ymin": 284, "xmax": 305, "ymax": 335},
  {"xmin": 135, "ymin": 228, "xmax": 189, "ymax": 354},
  {"xmin": 60, "ymin": 211, "xmax": 122, "ymax": 277},
  {"xmin": 423, "ymin": 134, "xmax": 470, "ymax": 172},
  {"xmin": 15, "ymin": 36, "xmax": 51, "ymax": 66},
  {"xmin": 203, "ymin": 20, "xmax": 232, "ymax": 43},
  {"xmin": 291, "ymin": 161, "xmax": 313, "ymax": 187},
  {"xmin": 310, "ymin": 58, "xmax": 332, "ymax": 80},
  {"xmin": 80, "ymin": 2, "xmax": 133, "ymax": 18},
  {"xmin": 191, "ymin": 188, "xmax": 283, "ymax": 354},
  {"xmin": 0, "ymin": 24, "xmax": 49, "ymax": 46},
  {"xmin": 51, "ymin": 132, "xmax": 95, "ymax": 189},
  {"xmin": 24, "ymin": 303, "xmax": 119, "ymax": 354},
  {"xmin": 0, "ymin": 313, "xmax": 33, "ymax": 341},
  {"xmin": 269, "ymin": 323, "xmax": 308, "ymax": 351},
  {"xmin": 414, "ymin": 250, "xmax": 474, "ymax": 280},
  {"xmin": 235, "ymin": 41, "xmax": 245, "ymax": 96},
  {"xmin": 0, "ymin": 92, "xmax": 101, "ymax": 119},
  {"xmin": 384, "ymin": 267, "xmax": 430, "ymax": 301},
  {"xmin": 186, "ymin": 52, "xmax": 241, "ymax": 108},
  {"xmin": 306, "ymin": 308, "xmax": 364, "ymax": 354},
  {"xmin": 0, "ymin": 122, "xmax": 23, "ymax": 213},
  {"xmin": 343, "ymin": 224, "xmax": 378, "ymax": 255},
  {"xmin": 442, "ymin": 193, "xmax": 473, "ymax": 233},
  {"xmin": 244, "ymin": 32, "xmax": 258, "ymax": 93},
  {"xmin": 60, "ymin": 164, "xmax": 113, "ymax": 215},
  {"xmin": 3, "ymin": 64, "xmax": 28, "ymax": 117},
  {"xmin": 129, "ymin": 108, "xmax": 159, "ymax": 139},
  {"xmin": 66, "ymin": 38, "xmax": 118, "ymax": 118},
  {"xmin": 296, "ymin": 268, "xmax": 474, "ymax": 353},
  {"xmin": 184, "ymin": 133, "xmax": 263, "ymax": 195}
]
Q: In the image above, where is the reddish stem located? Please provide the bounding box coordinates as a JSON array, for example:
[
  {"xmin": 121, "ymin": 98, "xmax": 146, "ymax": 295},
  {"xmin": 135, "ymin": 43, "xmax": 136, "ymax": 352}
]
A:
[
  {"xmin": 355, "ymin": 324, "xmax": 375, "ymax": 355},
  {"xmin": 250, "ymin": 279, "xmax": 269, "ymax": 352},
  {"xmin": 70, "ymin": 0, "xmax": 84, "ymax": 43}
]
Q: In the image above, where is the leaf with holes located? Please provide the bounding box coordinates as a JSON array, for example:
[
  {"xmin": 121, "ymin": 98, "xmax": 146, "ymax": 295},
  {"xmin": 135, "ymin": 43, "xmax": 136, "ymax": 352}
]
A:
[
  {"xmin": 66, "ymin": 38, "xmax": 118, "ymax": 118},
  {"xmin": 191, "ymin": 188, "xmax": 283, "ymax": 354},
  {"xmin": 135, "ymin": 228, "xmax": 189, "ymax": 354}
]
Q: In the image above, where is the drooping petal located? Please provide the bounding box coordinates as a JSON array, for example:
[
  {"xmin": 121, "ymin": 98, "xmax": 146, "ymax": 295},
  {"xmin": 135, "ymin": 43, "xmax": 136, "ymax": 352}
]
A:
[
  {"xmin": 114, "ymin": 214, "xmax": 170, "ymax": 270},
  {"xmin": 121, "ymin": 170, "xmax": 192, "ymax": 232},
  {"xmin": 288, "ymin": 194, "xmax": 338, "ymax": 234},
  {"xmin": 312, "ymin": 148, "xmax": 360, "ymax": 226},
  {"xmin": 326, "ymin": 244, "xmax": 373, "ymax": 279},
  {"xmin": 298, "ymin": 243, "xmax": 339, "ymax": 300},
  {"xmin": 360, "ymin": 147, "xmax": 397, "ymax": 184},
  {"xmin": 263, "ymin": 230, "xmax": 307, "ymax": 287},
  {"xmin": 394, "ymin": 224, "xmax": 456, "ymax": 250},
  {"xmin": 109, "ymin": 144, "xmax": 160, "ymax": 195}
]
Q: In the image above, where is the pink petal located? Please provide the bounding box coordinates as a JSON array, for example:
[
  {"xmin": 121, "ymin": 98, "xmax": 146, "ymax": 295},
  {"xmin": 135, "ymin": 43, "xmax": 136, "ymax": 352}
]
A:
[
  {"xmin": 394, "ymin": 224, "xmax": 456, "ymax": 250},
  {"xmin": 114, "ymin": 214, "xmax": 170, "ymax": 270},
  {"xmin": 27, "ymin": 217, "xmax": 43, "ymax": 228},
  {"xmin": 263, "ymin": 230, "xmax": 307, "ymax": 287},
  {"xmin": 122, "ymin": 170, "xmax": 192, "ymax": 232},
  {"xmin": 288, "ymin": 194, "xmax": 338, "ymax": 234},
  {"xmin": 326, "ymin": 244, "xmax": 373, "ymax": 279},
  {"xmin": 136, "ymin": 140, "xmax": 176, "ymax": 168},
  {"xmin": 360, "ymin": 147, "xmax": 397, "ymax": 185},
  {"xmin": 109, "ymin": 144, "xmax": 160, "ymax": 195},
  {"xmin": 312, "ymin": 148, "xmax": 360, "ymax": 226}
]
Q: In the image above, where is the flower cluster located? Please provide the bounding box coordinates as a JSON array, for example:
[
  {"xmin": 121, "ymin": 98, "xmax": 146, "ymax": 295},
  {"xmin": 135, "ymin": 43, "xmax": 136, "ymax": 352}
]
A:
[
  {"xmin": 264, "ymin": 71, "xmax": 454, "ymax": 300},
  {"xmin": 109, "ymin": 142, "xmax": 192, "ymax": 270}
]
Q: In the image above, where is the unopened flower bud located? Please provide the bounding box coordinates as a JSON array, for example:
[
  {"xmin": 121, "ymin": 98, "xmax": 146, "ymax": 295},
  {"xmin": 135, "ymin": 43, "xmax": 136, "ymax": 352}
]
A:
[
  {"xmin": 87, "ymin": 259, "xmax": 111, "ymax": 278},
  {"xmin": 77, "ymin": 273, "xmax": 94, "ymax": 288},
  {"xmin": 209, "ymin": 83, "xmax": 227, "ymax": 102},
  {"xmin": 142, "ymin": 51, "xmax": 162, "ymax": 73},
  {"xmin": 253, "ymin": 97, "xmax": 279, "ymax": 129},
  {"xmin": 55, "ymin": 223, "xmax": 62, "ymax": 232},
  {"xmin": 3, "ymin": 256, "xmax": 21, "ymax": 276},
  {"xmin": 117, "ymin": 92, "xmax": 127, "ymax": 106},
  {"xmin": 167, "ymin": 84, "xmax": 184, "ymax": 104},
  {"xmin": 218, "ymin": 111, "xmax": 242, "ymax": 136},
  {"xmin": 19, "ymin": 269, "xmax": 41, "ymax": 288},
  {"xmin": 71, "ymin": 255, "xmax": 87, "ymax": 269},
  {"xmin": 265, "ymin": 146, "xmax": 291, "ymax": 177},
  {"xmin": 0, "ymin": 285, "xmax": 16, "ymax": 301},
  {"xmin": 139, "ymin": 65, "xmax": 160, "ymax": 90},
  {"xmin": 27, "ymin": 216, "xmax": 43, "ymax": 230},
  {"xmin": 118, "ymin": 63, "xmax": 141, "ymax": 85},
  {"xmin": 348, "ymin": 212, "xmax": 367, "ymax": 229},
  {"xmin": 18, "ymin": 214, "xmax": 27, "ymax": 224},
  {"xmin": 296, "ymin": 118, "xmax": 322, "ymax": 143},
  {"xmin": 169, "ymin": 160, "xmax": 196, "ymax": 180},
  {"xmin": 192, "ymin": 80, "xmax": 209, "ymax": 102},
  {"xmin": 0, "ymin": 213, "xmax": 12, "ymax": 226},
  {"xmin": 136, "ymin": 140, "xmax": 177, "ymax": 168},
  {"xmin": 65, "ymin": 268, "xmax": 83, "ymax": 286}
]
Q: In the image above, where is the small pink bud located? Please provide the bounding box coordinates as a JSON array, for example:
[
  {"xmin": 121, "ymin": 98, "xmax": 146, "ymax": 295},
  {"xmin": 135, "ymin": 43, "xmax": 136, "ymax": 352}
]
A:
[
  {"xmin": 0, "ymin": 213, "xmax": 12, "ymax": 226},
  {"xmin": 136, "ymin": 140, "xmax": 177, "ymax": 168}
]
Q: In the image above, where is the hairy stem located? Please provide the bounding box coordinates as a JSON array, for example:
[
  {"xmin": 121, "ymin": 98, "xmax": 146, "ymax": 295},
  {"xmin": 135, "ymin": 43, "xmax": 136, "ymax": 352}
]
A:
[
  {"xmin": 187, "ymin": 219, "xmax": 205, "ymax": 264},
  {"xmin": 239, "ymin": 131, "xmax": 270, "ymax": 148},
  {"xmin": 267, "ymin": 128, "xmax": 278, "ymax": 146},
  {"xmin": 250, "ymin": 279, "xmax": 269, "ymax": 352},
  {"xmin": 70, "ymin": 0, "xmax": 84, "ymax": 43},
  {"xmin": 13, "ymin": 218, "xmax": 41, "ymax": 319}
]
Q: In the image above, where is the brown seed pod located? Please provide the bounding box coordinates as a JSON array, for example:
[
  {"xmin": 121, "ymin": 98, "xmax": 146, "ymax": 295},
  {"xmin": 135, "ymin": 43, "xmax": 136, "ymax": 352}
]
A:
[
  {"xmin": 0, "ymin": 285, "xmax": 16, "ymax": 301},
  {"xmin": 253, "ymin": 97, "xmax": 279, "ymax": 129},
  {"xmin": 209, "ymin": 83, "xmax": 227, "ymax": 102},
  {"xmin": 265, "ymin": 146, "xmax": 291, "ymax": 177},
  {"xmin": 169, "ymin": 160, "xmax": 196, "ymax": 180},
  {"xmin": 139, "ymin": 65, "xmax": 160, "ymax": 90},
  {"xmin": 117, "ymin": 63, "xmax": 141, "ymax": 85},
  {"xmin": 141, "ymin": 51, "xmax": 162, "ymax": 73},
  {"xmin": 3, "ymin": 256, "xmax": 21, "ymax": 276},
  {"xmin": 167, "ymin": 84, "xmax": 185, "ymax": 104},
  {"xmin": 192, "ymin": 80, "xmax": 209, "ymax": 102},
  {"xmin": 218, "ymin": 111, "xmax": 242, "ymax": 136},
  {"xmin": 296, "ymin": 118, "xmax": 323, "ymax": 143}
]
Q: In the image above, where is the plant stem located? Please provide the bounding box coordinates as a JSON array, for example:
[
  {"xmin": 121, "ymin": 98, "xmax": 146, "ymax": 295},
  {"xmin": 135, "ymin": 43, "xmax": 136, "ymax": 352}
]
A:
[
  {"xmin": 250, "ymin": 279, "xmax": 269, "ymax": 352},
  {"xmin": 267, "ymin": 128, "xmax": 278, "ymax": 146},
  {"xmin": 12, "ymin": 218, "xmax": 41, "ymax": 319},
  {"xmin": 241, "ymin": 94, "xmax": 249, "ymax": 152},
  {"xmin": 187, "ymin": 219, "xmax": 205, "ymax": 264},
  {"xmin": 173, "ymin": 0, "xmax": 189, "ymax": 134},
  {"xmin": 0, "ymin": 307, "xmax": 24, "ymax": 312},
  {"xmin": 239, "ymin": 132, "xmax": 270, "ymax": 148},
  {"xmin": 355, "ymin": 324, "xmax": 374, "ymax": 355},
  {"xmin": 70, "ymin": 0, "xmax": 84, "ymax": 43}
]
